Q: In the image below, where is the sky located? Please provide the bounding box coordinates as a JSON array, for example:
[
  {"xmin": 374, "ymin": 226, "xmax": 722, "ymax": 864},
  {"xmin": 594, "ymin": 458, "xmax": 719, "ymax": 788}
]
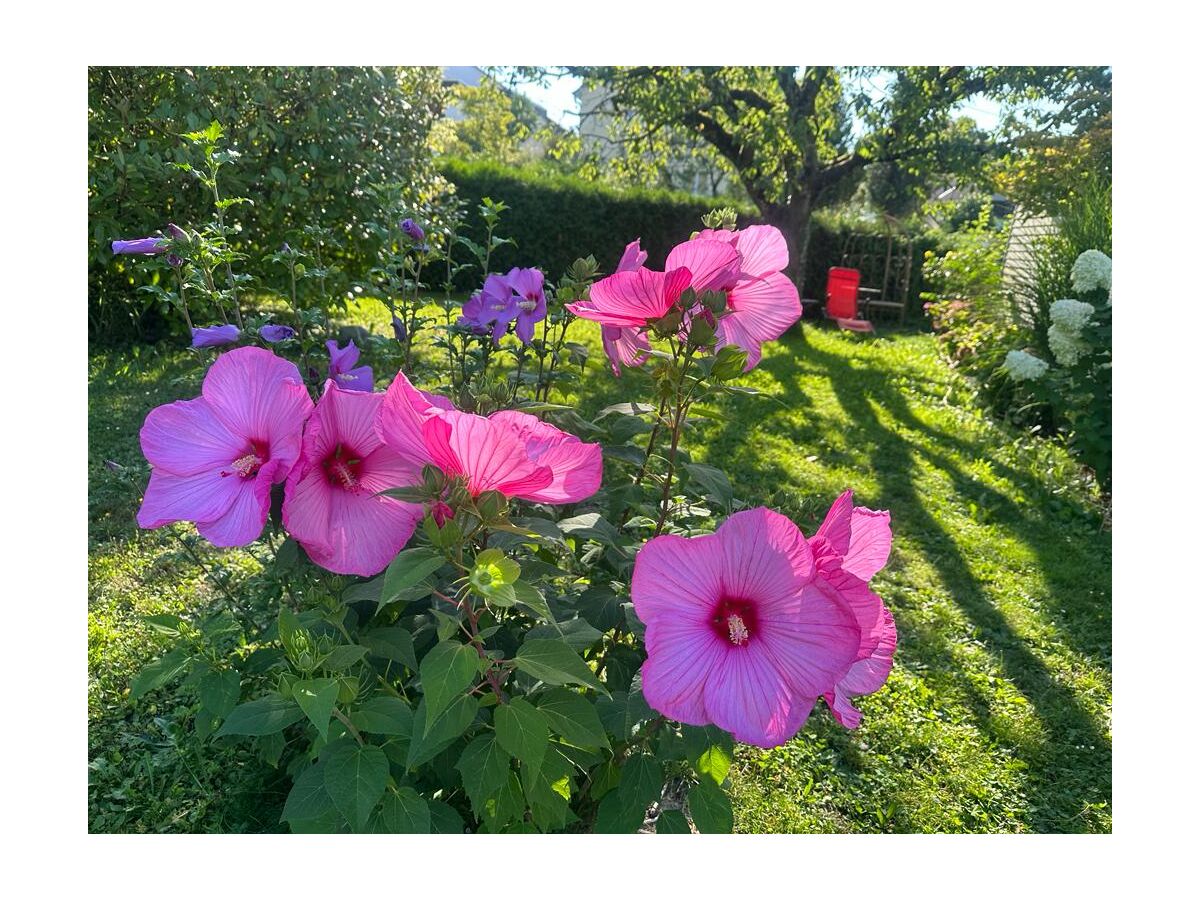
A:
[{"xmin": 503, "ymin": 68, "xmax": 1009, "ymax": 134}]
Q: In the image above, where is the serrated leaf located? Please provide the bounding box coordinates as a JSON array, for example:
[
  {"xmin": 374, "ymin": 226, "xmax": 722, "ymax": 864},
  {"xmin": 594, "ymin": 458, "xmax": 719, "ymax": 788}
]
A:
[
  {"xmin": 216, "ymin": 695, "xmax": 304, "ymax": 737},
  {"xmin": 323, "ymin": 742, "xmax": 389, "ymax": 832},
  {"xmin": 198, "ymin": 668, "xmax": 240, "ymax": 719},
  {"xmin": 419, "ymin": 642, "xmax": 480, "ymax": 734},
  {"xmin": 688, "ymin": 779, "xmax": 733, "ymax": 833},
  {"xmin": 594, "ymin": 789, "xmax": 644, "ymax": 833},
  {"xmin": 320, "ymin": 644, "xmax": 368, "ymax": 671},
  {"xmin": 360, "ymin": 627, "xmax": 417, "ymax": 670},
  {"xmin": 428, "ymin": 799, "xmax": 466, "ymax": 834},
  {"xmin": 494, "ymin": 698, "xmax": 550, "ymax": 778},
  {"xmin": 130, "ymin": 647, "xmax": 190, "ymax": 699},
  {"xmin": 294, "ymin": 678, "xmax": 340, "ymax": 740},
  {"xmin": 406, "ymin": 694, "xmax": 478, "ymax": 768},
  {"xmin": 381, "ymin": 547, "xmax": 445, "ymax": 607},
  {"xmin": 380, "ymin": 787, "xmax": 431, "ymax": 833},
  {"xmin": 456, "ymin": 734, "xmax": 513, "ymax": 815},
  {"xmin": 512, "ymin": 580, "xmax": 554, "ymax": 622},
  {"xmin": 619, "ymin": 752, "xmax": 663, "ymax": 811},
  {"xmin": 350, "ymin": 696, "xmax": 413, "ymax": 737},
  {"xmin": 281, "ymin": 762, "xmax": 333, "ymax": 824},
  {"xmin": 142, "ymin": 613, "xmax": 184, "ymax": 635},
  {"xmin": 535, "ymin": 688, "xmax": 609, "ymax": 749},
  {"xmin": 528, "ymin": 617, "xmax": 602, "ymax": 652},
  {"xmin": 655, "ymin": 809, "xmax": 691, "ymax": 833},
  {"xmin": 514, "ymin": 639, "xmax": 605, "ymax": 693}
]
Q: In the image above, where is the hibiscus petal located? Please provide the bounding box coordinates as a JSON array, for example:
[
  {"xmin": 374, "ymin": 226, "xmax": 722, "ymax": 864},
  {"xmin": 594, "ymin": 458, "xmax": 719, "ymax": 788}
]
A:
[
  {"xmin": 489, "ymin": 411, "xmax": 603, "ymax": 504},
  {"xmin": 140, "ymin": 397, "xmax": 242, "ymax": 476},
  {"xmin": 195, "ymin": 475, "xmax": 271, "ymax": 546},
  {"xmin": 842, "ymin": 507, "xmax": 893, "ymax": 581},
  {"xmin": 308, "ymin": 487, "xmax": 421, "ymax": 577},
  {"xmin": 617, "ymin": 239, "xmax": 648, "ymax": 272},
  {"xmin": 601, "ymin": 325, "xmax": 651, "ymax": 376},
  {"xmin": 703, "ymin": 645, "xmax": 816, "ymax": 748},
  {"xmin": 812, "ymin": 490, "xmax": 855, "ymax": 560},
  {"xmin": 422, "ymin": 412, "xmax": 553, "ymax": 498},
  {"xmin": 731, "ymin": 225, "xmax": 789, "ymax": 279},
  {"xmin": 641, "ymin": 619, "xmax": 726, "ymax": 726},
  {"xmin": 569, "ymin": 267, "xmax": 691, "ymax": 327},
  {"xmin": 281, "ymin": 466, "xmax": 335, "ymax": 559},
  {"xmin": 665, "ymin": 239, "xmax": 740, "ymax": 293},
  {"xmin": 137, "ymin": 468, "xmax": 241, "ymax": 530},
  {"xmin": 315, "ymin": 382, "xmax": 382, "ymax": 457},
  {"xmin": 716, "ymin": 271, "xmax": 802, "ymax": 370},
  {"xmin": 825, "ymin": 606, "xmax": 897, "ymax": 729},
  {"xmin": 631, "ymin": 532, "xmax": 724, "ymax": 623},
  {"xmin": 757, "ymin": 579, "xmax": 862, "ymax": 700},
  {"xmin": 201, "ymin": 346, "xmax": 313, "ymax": 452},
  {"xmin": 715, "ymin": 507, "xmax": 814, "ymax": 610},
  {"xmin": 376, "ymin": 371, "xmax": 440, "ymax": 466}
]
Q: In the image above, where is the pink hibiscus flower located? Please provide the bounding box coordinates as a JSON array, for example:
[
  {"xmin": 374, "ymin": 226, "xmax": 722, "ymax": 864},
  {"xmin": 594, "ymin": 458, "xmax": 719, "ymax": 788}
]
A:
[
  {"xmin": 808, "ymin": 491, "xmax": 897, "ymax": 728},
  {"xmin": 281, "ymin": 383, "xmax": 424, "ymax": 577},
  {"xmin": 375, "ymin": 372, "xmax": 602, "ymax": 505},
  {"xmin": 600, "ymin": 239, "xmax": 653, "ymax": 376},
  {"xmin": 685, "ymin": 225, "xmax": 802, "ymax": 370},
  {"xmin": 137, "ymin": 347, "xmax": 313, "ymax": 546},
  {"xmin": 632, "ymin": 506, "xmax": 865, "ymax": 748}
]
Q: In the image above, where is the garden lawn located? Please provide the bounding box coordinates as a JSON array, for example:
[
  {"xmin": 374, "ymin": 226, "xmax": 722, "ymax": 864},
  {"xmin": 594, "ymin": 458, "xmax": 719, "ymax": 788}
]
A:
[{"xmin": 88, "ymin": 306, "xmax": 1111, "ymax": 833}]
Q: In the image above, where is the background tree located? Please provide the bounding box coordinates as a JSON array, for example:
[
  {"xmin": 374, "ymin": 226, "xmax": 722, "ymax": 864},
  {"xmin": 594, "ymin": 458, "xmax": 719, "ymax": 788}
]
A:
[{"xmin": 563, "ymin": 66, "xmax": 1111, "ymax": 292}]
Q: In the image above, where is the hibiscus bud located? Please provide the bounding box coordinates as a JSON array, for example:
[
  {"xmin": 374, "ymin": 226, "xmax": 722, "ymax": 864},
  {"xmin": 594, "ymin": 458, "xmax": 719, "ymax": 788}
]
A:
[
  {"xmin": 112, "ymin": 236, "xmax": 166, "ymax": 255},
  {"xmin": 167, "ymin": 254, "xmax": 184, "ymax": 268},
  {"xmin": 392, "ymin": 315, "xmax": 407, "ymax": 342},
  {"xmin": 400, "ymin": 218, "xmax": 425, "ymax": 242},
  {"xmin": 166, "ymin": 223, "xmax": 186, "ymax": 240},
  {"xmin": 191, "ymin": 324, "xmax": 241, "ymax": 348},
  {"xmin": 259, "ymin": 324, "xmax": 296, "ymax": 343}
]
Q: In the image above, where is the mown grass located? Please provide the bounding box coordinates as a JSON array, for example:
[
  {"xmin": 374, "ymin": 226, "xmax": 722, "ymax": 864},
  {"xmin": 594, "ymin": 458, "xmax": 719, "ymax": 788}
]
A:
[{"xmin": 88, "ymin": 303, "xmax": 1111, "ymax": 833}]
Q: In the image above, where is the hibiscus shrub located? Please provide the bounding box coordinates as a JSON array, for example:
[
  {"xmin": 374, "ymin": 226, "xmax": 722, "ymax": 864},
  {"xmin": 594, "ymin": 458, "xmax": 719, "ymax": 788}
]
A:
[{"xmin": 116, "ymin": 176, "xmax": 898, "ymax": 831}]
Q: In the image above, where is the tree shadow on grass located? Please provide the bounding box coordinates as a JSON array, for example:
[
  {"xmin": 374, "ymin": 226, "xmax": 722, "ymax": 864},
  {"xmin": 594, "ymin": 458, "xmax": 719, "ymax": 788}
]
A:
[{"xmin": 724, "ymin": 328, "xmax": 1111, "ymax": 832}]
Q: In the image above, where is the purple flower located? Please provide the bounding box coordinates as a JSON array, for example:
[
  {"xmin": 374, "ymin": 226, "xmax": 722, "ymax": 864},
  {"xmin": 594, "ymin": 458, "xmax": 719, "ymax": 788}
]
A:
[
  {"xmin": 505, "ymin": 267, "xmax": 547, "ymax": 344},
  {"xmin": 166, "ymin": 223, "xmax": 187, "ymax": 241},
  {"xmin": 476, "ymin": 273, "xmax": 519, "ymax": 345},
  {"xmin": 456, "ymin": 293, "xmax": 491, "ymax": 337},
  {"xmin": 167, "ymin": 254, "xmax": 184, "ymax": 268},
  {"xmin": 112, "ymin": 237, "xmax": 167, "ymax": 255},
  {"xmin": 391, "ymin": 315, "xmax": 407, "ymax": 343},
  {"xmin": 191, "ymin": 324, "xmax": 241, "ymax": 348},
  {"xmin": 260, "ymin": 324, "xmax": 296, "ymax": 343},
  {"xmin": 326, "ymin": 339, "xmax": 373, "ymax": 392},
  {"xmin": 400, "ymin": 219, "xmax": 425, "ymax": 242}
]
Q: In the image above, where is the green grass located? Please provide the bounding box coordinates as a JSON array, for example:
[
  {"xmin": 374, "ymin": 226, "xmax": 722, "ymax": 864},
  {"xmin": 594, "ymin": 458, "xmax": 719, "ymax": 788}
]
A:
[{"xmin": 88, "ymin": 305, "xmax": 1111, "ymax": 833}]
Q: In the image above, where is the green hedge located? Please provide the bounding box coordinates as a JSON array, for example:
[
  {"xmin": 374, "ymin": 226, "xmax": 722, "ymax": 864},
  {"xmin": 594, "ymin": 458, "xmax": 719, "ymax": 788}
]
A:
[{"xmin": 441, "ymin": 159, "xmax": 934, "ymax": 315}]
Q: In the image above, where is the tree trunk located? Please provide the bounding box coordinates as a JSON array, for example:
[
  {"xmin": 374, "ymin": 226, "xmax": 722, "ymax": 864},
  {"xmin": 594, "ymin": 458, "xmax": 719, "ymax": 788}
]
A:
[{"xmin": 759, "ymin": 195, "xmax": 813, "ymax": 298}]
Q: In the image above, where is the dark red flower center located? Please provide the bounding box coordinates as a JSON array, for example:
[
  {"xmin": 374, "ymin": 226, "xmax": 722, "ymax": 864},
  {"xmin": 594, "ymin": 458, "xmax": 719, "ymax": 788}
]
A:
[
  {"xmin": 224, "ymin": 440, "xmax": 269, "ymax": 479},
  {"xmin": 710, "ymin": 597, "xmax": 758, "ymax": 647},
  {"xmin": 322, "ymin": 443, "xmax": 364, "ymax": 492}
]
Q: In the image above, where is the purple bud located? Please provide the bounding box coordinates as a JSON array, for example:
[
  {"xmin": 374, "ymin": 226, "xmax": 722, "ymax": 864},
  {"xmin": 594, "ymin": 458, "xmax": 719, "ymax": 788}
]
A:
[
  {"xmin": 104, "ymin": 459, "xmax": 125, "ymax": 473},
  {"xmin": 112, "ymin": 237, "xmax": 167, "ymax": 255},
  {"xmin": 167, "ymin": 254, "xmax": 183, "ymax": 268},
  {"xmin": 166, "ymin": 223, "xmax": 186, "ymax": 240},
  {"xmin": 391, "ymin": 315, "xmax": 407, "ymax": 342},
  {"xmin": 282, "ymin": 242, "xmax": 291, "ymax": 253},
  {"xmin": 400, "ymin": 219, "xmax": 425, "ymax": 242},
  {"xmin": 191, "ymin": 324, "xmax": 241, "ymax": 348},
  {"xmin": 259, "ymin": 324, "xmax": 296, "ymax": 343}
]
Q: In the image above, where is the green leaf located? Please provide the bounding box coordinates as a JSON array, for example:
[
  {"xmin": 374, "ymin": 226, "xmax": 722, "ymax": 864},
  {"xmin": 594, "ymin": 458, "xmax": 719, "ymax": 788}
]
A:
[
  {"xmin": 323, "ymin": 742, "xmax": 390, "ymax": 832},
  {"xmin": 596, "ymin": 690, "xmax": 654, "ymax": 741},
  {"xmin": 428, "ymin": 799, "xmax": 466, "ymax": 834},
  {"xmin": 281, "ymin": 762, "xmax": 333, "ymax": 824},
  {"xmin": 406, "ymin": 695, "xmax": 478, "ymax": 768},
  {"xmin": 535, "ymin": 688, "xmax": 609, "ymax": 749},
  {"xmin": 381, "ymin": 547, "xmax": 445, "ymax": 607},
  {"xmin": 419, "ymin": 642, "xmax": 480, "ymax": 734},
  {"xmin": 594, "ymin": 790, "xmax": 644, "ymax": 833},
  {"xmin": 494, "ymin": 698, "xmax": 550, "ymax": 778},
  {"xmin": 512, "ymin": 580, "xmax": 553, "ymax": 622},
  {"xmin": 683, "ymin": 724, "xmax": 735, "ymax": 786},
  {"xmin": 558, "ymin": 512, "xmax": 621, "ymax": 546},
  {"xmin": 513, "ymin": 639, "xmax": 605, "ymax": 693},
  {"xmin": 130, "ymin": 647, "xmax": 190, "ymax": 699},
  {"xmin": 350, "ymin": 696, "xmax": 413, "ymax": 737},
  {"xmin": 294, "ymin": 678, "xmax": 340, "ymax": 740},
  {"xmin": 619, "ymin": 752, "xmax": 664, "ymax": 812},
  {"xmin": 198, "ymin": 668, "xmax": 240, "ymax": 719},
  {"xmin": 142, "ymin": 613, "xmax": 184, "ymax": 635},
  {"xmin": 655, "ymin": 809, "xmax": 691, "ymax": 834},
  {"xmin": 456, "ymin": 734, "xmax": 513, "ymax": 815},
  {"xmin": 597, "ymin": 401, "xmax": 658, "ymax": 418},
  {"xmin": 710, "ymin": 345, "xmax": 749, "ymax": 381},
  {"xmin": 360, "ymin": 627, "xmax": 417, "ymax": 671},
  {"xmin": 380, "ymin": 787, "xmax": 431, "ymax": 833},
  {"xmin": 481, "ymin": 771, "xmax": 525, "ymax": 832},
  {"xmin": 683, "ymin": 463, "xmax": 734, "ymax": 511},
  {"xmin": 216, "ymin": 695, "xmax": 304, "ymax": 737},
  {"xmin": 320, "ymin": 644, "xmax": 368, "ymax": 671},
  {"xmin": 688, "ymin": 779, "xmax": 733, "ymax": 833},
  {"xmin": 528, "ymin": 617, "xmax": 602, "ymax": 652}
]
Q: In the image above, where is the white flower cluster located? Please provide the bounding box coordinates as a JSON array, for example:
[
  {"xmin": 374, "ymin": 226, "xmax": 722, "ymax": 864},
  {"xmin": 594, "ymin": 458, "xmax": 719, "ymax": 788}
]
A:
[
  {"xmin": 1071, "ymin": 249, "xmax": 1112, "ymax": 296},
  {"xmin": 1003, "ymin": 349, "xmax": 1049, "ymax": 382},
  {"xmin": 1049, "ymin": 298, "xmax": 1096, "ymax": 332},
  {"xmin": 1048, "ymin": 324, "xmax": 1087, "ymax": 367}
]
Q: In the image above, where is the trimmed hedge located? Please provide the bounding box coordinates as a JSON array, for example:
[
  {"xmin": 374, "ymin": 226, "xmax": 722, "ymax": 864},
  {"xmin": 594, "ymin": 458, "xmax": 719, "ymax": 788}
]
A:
[{"xmin": 440, "ymin": 158, "xmax": 934, "ymax": 315}]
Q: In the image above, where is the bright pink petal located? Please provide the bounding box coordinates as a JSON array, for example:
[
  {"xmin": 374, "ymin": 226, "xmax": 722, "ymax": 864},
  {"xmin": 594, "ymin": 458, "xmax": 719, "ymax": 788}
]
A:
[
  {"xmin": 489, "ymin": 411, "xmax": 603, "ymax": 504},
  {"xmin": 702, "ymin": 645, "xmax": 817, "ymax": 748},
  {"xmin": 731, "ymin": 225, "xmax": 789, "ymax": 279},
  {"xmin": 195, "ymin": 467, "xmax": 274, "ymax": 546},
  {"xmin": 137, "ymin": 468, "xmax": 241, "ymax": 530},
  {"xmin": 665, "ymin": 239, "xmax": 740, "ymax": 294},
  {"xmin": 641, "ymin": 618, "xmax": 726, "ymax": 726},
  {"xmin": 201, "ymin": 347, "xmax": 312, "ymax": 452},
  {"xmin": 755, "ymin": 579, "xmax": 862, "ymax": 701},
  {"xmin": 314, "ymin": 382, "xmax": 382, "ymax": 457},
  {"xmin": 631, "ymin": 532, "xmax": 725, "ymax": 622},
  {"xmin": 715, "ymin": 507, "xmax": 814, "ymax": 611},
  {"xmin": 617, "ymin": 239, "xmax": 648, "ymax": 272},
  {"xmin": 422, "ymin": 412, "xmax": 553, "ymax": 499},
  {"xmin": 842, "ymin": 507, "xmax": 892, "ymax": 581},
  {"xmin": 716, "ymin": 271, "xmax": 802, "ymax": 370},
  {"xmin": 811, "ymin": 490, "xmax": 854, "ymax": 567},
  {"xmin": 568, "ymin": 267, "xmax": 692, "ymax": 328},
  {"xmin": 601, "ymin": 325, "xmax": 651, "ymax": 376},
  {"xmin": 281, "ymin": 466, "xmax": 334, "ymax": 558},
  {"xmin": 377, "ymin": 370, "xmax": 440, "ymax": 466},
  {"xmin": 140, "ymin": 397, "xmax": 242, "ymax": 476},
  {"xmin": 826, "ymin": 606, "xmax": 897, "ymax": 729}
]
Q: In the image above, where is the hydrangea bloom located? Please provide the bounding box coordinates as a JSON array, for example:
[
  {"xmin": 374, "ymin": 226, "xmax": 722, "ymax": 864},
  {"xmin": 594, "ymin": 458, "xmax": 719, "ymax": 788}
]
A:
[
  {"xmin": 683, "ymin": 225, "xmax": 802, "ymax": 369},
  {"xmin": 191, "ymin": 324, "xmax": 241, "ymax": 348},
  {"xmin": 259, "ymin": 324, "xmax": 296, "ymax": 343},
  {"xmin": 326, "ymin": 339, "xmax": 373, "ymax": 392},
  {"xmin": 138, "ymin": 347, "xmax": 313, "ymax": 546},
  {"xmin": 282, "ymin": 383, "xmax": 423, "ymax": 576},
  {"xmin": 1048, "ymin": 323, "xmax": 1087, "ymax": 367},
  {"xmin": 600, "ymin": 239, "xmax": 653, "ymax": 376},
  {"xmin": 376, "ymin": 372, "xmax": 602, "ymax": 504},
  {"xmin": 1003, "ymin": 349, "xmax": 1050, "ymax": 382},
  {"xmin": 1071, "ymin": 249, "xmax": 1112, "ymax": 296},
  {"xmin": 632, "ymin": 506, "xmax": 871, "ymax": 747},
  {"xmin": 1049, "ymin": 298, "xmax": 1095, "ymax": 333},
  {"xmin": 808, "ymin": 491, "xmax": 896, "ymax": 728}
]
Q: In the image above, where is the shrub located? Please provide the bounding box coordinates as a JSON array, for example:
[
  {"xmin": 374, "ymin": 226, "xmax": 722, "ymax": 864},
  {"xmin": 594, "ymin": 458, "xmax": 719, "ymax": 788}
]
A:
[{"xmin": 89, "ymin": 66, "xmax": 447, "ymax": 343}]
